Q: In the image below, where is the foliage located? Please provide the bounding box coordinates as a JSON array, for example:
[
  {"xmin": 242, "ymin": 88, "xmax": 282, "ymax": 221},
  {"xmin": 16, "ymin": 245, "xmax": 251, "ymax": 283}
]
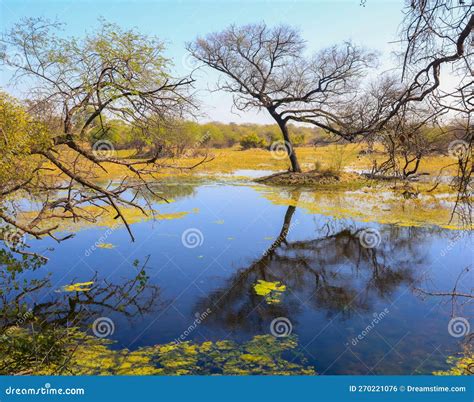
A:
[
  {"xmin": 0, "ymin": 18, "xmax": 194, "ymax": 243},
  {"xmin": 155, "ymin": 121, "xmax": 204, "ymax": 157},
  {"xmin": 433, "ymin": 346, "xmax": 473, "ymax": 376},
  {"xmin": 0, "ymin": 326, "xmax": 75, "ymax": 375},
  {"xmin": 82, "ymin": 119, "xmax": 322, "ymax": 151},
  {"xmin": 239, "ymin": 133, "xmax": 268, "ymax": 150},
  {"xmin": 0, "ymin": 92, "xmax": 50, "ymax": 193},
  {"xmin": 0, "ymin": 326, "xmax": 316, "ymax": 375}
]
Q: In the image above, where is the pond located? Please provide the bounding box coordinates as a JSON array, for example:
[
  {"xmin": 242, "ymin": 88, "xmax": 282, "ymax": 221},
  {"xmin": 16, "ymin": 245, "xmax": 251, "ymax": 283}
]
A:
[{"xmin": 1, "ymin": 176, "xmax": 473, "ymax": 375}]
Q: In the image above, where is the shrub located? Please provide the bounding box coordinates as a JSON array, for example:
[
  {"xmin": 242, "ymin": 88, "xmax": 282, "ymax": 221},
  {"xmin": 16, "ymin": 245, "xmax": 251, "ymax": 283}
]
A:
[{"xmin": 239, "ymin": 133, "xmax": 267, "ymax": 150}]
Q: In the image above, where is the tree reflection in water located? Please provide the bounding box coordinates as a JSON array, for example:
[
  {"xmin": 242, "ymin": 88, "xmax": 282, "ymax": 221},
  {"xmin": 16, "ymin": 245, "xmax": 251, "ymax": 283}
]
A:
[
  {"xmin": 0, "ymin": 250, "xmax": 162, "ymax": 374},
  {"xmin": 0, "ymin": 249, "xmax": 315, "ymax": 375},
  {"xmin": 0, "ymin": 251, "xmax": 161, "ymax": 329},
  {"xmin": 196, "ymin": 204, "xmax": 436, "ymax": 333}
]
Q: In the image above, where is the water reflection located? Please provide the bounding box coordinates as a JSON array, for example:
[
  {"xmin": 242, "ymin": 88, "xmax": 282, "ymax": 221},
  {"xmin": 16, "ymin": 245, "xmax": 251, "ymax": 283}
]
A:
[
  {"xmin": 0, "ymin": 252, "xmax": 315, "ymax": 375},
  {"xmin": 197, "ymin": 205, "xmax": 429, "ymax": 331},
  {"xmin": 0, "ymin": 251, "xmax": 161, "ymax": 331},
  {"xmin": 0, "ymin": 181, "xmax": 472, "ymax": 375}
]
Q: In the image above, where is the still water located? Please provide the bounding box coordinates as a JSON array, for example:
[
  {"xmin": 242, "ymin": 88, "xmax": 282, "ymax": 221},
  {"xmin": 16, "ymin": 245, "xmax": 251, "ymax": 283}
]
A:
[{"xmin": 3, "ymin": 177, "xmax": 473, "ymax": 374}]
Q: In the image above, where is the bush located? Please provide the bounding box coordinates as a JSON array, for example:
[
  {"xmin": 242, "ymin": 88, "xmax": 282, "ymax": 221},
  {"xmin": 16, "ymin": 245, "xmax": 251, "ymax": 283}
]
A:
[{"xmin": 239, "ymin": 133, "xmax": 267, "ymax": 150}]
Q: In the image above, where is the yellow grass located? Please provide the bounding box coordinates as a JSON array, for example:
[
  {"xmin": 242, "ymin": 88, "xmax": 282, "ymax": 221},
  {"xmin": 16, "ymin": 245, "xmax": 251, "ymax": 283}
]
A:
[
  {"xmin": 45, "ymin": 144, "xmax": 459, "ymax": 181},
  {"xmin": 31, "ymin": 144, "xmax": 466, "ymax": 231},
  {"xmin": 19, "ymin": 205, "xmax": 192, "ymax": 232}
]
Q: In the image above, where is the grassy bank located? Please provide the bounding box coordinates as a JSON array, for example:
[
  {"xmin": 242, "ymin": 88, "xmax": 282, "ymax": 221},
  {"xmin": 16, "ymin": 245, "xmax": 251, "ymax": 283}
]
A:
[{"xmin": 46, "ymin": 144, "xmax": 459, "ymax": 181}]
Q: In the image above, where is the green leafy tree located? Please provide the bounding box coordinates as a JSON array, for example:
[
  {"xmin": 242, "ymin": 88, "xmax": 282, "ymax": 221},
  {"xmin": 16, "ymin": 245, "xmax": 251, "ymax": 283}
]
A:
[
  {"xmin": 239, "ymin": 133, "xmax": 267, "ymax": 150},
  {"xmin": 0, "ymin": 18, "xmax": 195, "ymax": 242}
]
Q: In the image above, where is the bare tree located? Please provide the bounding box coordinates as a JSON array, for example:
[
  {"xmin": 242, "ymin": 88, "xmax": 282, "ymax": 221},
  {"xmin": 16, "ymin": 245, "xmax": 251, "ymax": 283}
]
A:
[
  {"xmin": 369, "ymin": 1, "xmax": 473, "ymax": 124},
  {"xmin": 371, "ymin": 102, "xmax": 443, "ymax": 179},
  {"xmin": 397, "ymin": 0, "xmax": 473, "ymax": 225},
  {"xmin": 187, "ymin": 23, "xmax": 382, "ymax": 172},
  {"xmin": 0, "ymin": 18, "xmax": 198, "ymax": 244}
]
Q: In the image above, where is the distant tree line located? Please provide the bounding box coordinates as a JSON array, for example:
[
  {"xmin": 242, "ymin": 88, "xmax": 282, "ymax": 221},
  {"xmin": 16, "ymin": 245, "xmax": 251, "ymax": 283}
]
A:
[
  {"xmin": 80, "ymin": 113, "xmax": 466, "ymax": 159},
  {"xmin": 81, "ymin": 116, "xmax": 329, "ymax": 155}
]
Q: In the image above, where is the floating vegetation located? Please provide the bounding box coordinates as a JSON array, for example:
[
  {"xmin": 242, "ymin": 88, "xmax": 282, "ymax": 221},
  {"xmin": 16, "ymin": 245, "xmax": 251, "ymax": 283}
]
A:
[
  {"xmin": 155, "ymin": 212, "xmax": 189, "ymax": 220},
  {"xmin": 253, "ymin": 280, "xmax": 286, "ymax": 304},
  {"xmin": 433, "ymin": 347, "xmax": 474, "ymax": 376},
  {"xmin": 18, "ymin": 206, "xmax": 191, "ymax": 233},
  {"xmin": 96, "ymin": 243, "xmax": 115, "ymax": 249},
  {"xmin": 256, "ymin": 185, "xmax": 465, "ymax": 230},
  {"xmin": 61, "ymin": 281, "xmax": 94, "ymax": 292},
  {"xmin": 0, "ymin": 327, "xmax": 316, "ymax": 375}
]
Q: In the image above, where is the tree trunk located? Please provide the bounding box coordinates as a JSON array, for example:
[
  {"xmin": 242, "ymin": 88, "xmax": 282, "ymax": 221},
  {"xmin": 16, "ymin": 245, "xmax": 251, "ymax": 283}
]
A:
[
  {"xmin": 269, "ymin": 110, "xmax": 302, "ymax": 172},
  {"xmin": 262, "ymin": 204, "xmax": 297, "ymax": 259}
]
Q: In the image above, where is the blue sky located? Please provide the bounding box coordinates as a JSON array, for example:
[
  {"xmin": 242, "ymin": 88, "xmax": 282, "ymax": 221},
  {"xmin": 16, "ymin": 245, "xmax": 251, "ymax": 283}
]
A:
[{"xmin": 1, "ymin": 0, "xmax": 404, "ymax": 123}]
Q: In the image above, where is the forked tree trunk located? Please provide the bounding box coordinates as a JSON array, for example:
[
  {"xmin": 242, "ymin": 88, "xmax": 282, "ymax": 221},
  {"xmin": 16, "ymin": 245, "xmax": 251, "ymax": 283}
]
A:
[{"xmin": 269, "ymin": 110, "xmax": 302, "ymax": 172}]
